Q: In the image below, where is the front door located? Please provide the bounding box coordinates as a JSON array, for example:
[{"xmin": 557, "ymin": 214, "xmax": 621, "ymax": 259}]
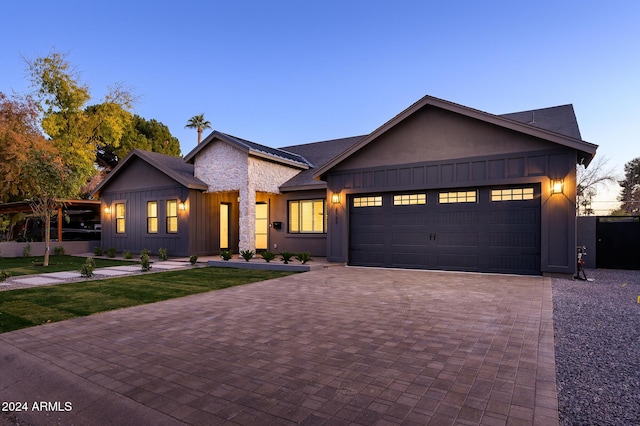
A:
[{"xmin": 255, "ymin": 203, "xmax": 268, "ymax": 250}]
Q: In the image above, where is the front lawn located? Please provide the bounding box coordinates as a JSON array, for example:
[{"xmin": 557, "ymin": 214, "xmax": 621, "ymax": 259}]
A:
[
  {"xmin": 0, "ymin": 267, "xmax": 295, "ymax": 333},
  {"xmin": 0, "ymin": 255, "xmax": 135, "ymax": 277}
]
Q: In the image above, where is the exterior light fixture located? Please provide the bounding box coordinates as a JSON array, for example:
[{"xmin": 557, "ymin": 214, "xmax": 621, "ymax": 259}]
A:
[
  {"xmin": 331, "ymin": 192, "xmax": 341, "ymax": 204},
  {"xmin": 178, "ymin": 201, "xmax": 186, "ymax": 211},
  {"xmin": 551, "ymin": 179, "xmax": 564, "ymax": 195},
  {"xmin": 104, "ymin": 206, "xmax": 111, "ymax": 215}
]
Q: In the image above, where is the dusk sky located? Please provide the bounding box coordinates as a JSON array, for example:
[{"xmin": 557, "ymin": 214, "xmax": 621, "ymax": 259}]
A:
[{"xmin": 2, "ymin": 1, "xmax": 638, "ymax": 213}]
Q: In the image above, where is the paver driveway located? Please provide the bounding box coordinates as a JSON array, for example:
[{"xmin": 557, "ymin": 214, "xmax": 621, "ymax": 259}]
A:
[{"xmin": 0, "ymin": 267, "xmax": 557, "ymax": 425}]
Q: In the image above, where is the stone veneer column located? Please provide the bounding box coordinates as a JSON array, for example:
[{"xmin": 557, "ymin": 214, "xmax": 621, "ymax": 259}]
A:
[{"xmin": 238, "ymin": 184, "xmax": 256, "ymax": 252}]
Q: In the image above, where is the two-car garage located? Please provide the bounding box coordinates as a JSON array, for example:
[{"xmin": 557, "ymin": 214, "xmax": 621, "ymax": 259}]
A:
[{"xmin": 348, "ymin": 185, "xmax": 541, "ymax": 275}]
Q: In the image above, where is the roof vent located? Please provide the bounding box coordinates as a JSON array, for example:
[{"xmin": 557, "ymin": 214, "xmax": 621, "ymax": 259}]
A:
[{"xmin": 528, "ymin": 111, "xmax": 536, "ymax": 124}]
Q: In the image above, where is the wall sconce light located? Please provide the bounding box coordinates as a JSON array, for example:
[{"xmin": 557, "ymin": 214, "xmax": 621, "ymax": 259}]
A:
[
  {"xmin": 331, "ymin": 192, "xmax": 341, "ymax": 204},
  {"xmin": 178, "ymin": 201, "xmax": 186, "ymax": 211},
  {"xmin": 551, "ymin": 179, "xmax": 564, "ymax": 195},
  {"xmin": 104, "ymin": 206, "xmax": 111, "ymax": 215}
]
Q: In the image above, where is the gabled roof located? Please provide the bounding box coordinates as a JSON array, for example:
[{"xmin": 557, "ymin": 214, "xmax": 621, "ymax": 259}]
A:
[
  {"xmin": 499, "ymin": 104, "xmax": 582, "ymax": 140},
  {"xmin": 92, "ymin": 149, "xmax": 208, "ymax": 196},
  {"xmin": 278, "ymin": 136, "xmax": 366, "ymax": 191},
  {"xmin": 313, "ymin": 95, "xmax": 599, "ymax": 179},
  {"xmin": 184, "ymin": 130, "xmax": 310, "ymax": 169}
]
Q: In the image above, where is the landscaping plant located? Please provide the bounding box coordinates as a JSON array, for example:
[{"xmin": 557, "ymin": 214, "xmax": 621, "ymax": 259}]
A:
[
  {"xmin": 158, "ymin": 247, "xmax": 168, "ymax": 261},
  {"xmin": 123, "ymin": 251, "xmax": 133, "ymax": 259},
  {"xmin": 93, "ymin": 246, "xmax": 103, "ymax": 256},
  {"xmin": 240, "ymin": 249, "xmax": 255, "ymax": 262},
  {"xmin": 54, "ymin": 246, "xmax": 65, "ymax": 256},
  {"xmin": 79, "ymin": 258, "xmax": 96, "ymax": 278},
  {"xmin": 280, "ymin": 251, "xmax": 294, "ymax": 264},
  {"xmin": 220, "ymin": 250, "xmax": 233, "ymax": 261},
  {"xmin": 189, "ymin": 255, "xmax": 198, "ymax": 265},
  {"xmin": 106, "ymin": 247, "xmax": 117, "ymax": 258},
  {"xmin": 261, "ymin": 251, "xmax": 276, "ymax": 263},
  {"xmin": 296, "ymin": 251, "xmax": 312, "ymax": 264},
  {"xmin": 140, "ymin": 253, "xmax": 152, "ymax": 272},
  {"xmin": 0, "ymin": 270, "xmax": 11, "ymax": 281}
]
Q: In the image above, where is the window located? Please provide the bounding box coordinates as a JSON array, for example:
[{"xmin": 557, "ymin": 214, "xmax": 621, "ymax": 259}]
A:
[
  {"xmin": 166, "ymin": 200, "xmax": 178, "ymax": 233},
  {"xmin": 439, "ymin": 191, "xmax": 477, "ymax": 204},
  {"xmin": 394, "ymin": 193, "xmax": 426, "ymax": 206},
  {"xmin": 353, "ymin": 196, "xmax": 383, "ymax": 207},
  {"xmin": 289, "ymin": 199, "xmax": 326, "ymax": 233},
  {"xmin": 147, "ymin": 201, "xmax": 158, "ymax": 233},
  {"xmin": 491, "ymin": 187, "xmax": 534, "ymax": 201},
  {"xmin": 115, "ymin": 203, "xmax": 125, "ymax": 233}
]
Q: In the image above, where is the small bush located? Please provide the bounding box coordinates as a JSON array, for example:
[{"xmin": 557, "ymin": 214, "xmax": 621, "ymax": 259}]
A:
[
  {"xmin": 106, "ymin": 247, "xmax": 117, "ymax": 258},
  {"xmin": 158, "ymin": 247, "xmax": 168, "ymax": 261},
  {"xmin": 141, "ymin": 248, "xmax": 151, "ymax": 257},
  {"xmin": 0, "ymin": 270, "xmax": 11, "ymax": 282},
  {"xmin": 79, "ymin": 258, "xmax": 96, "ymax": 278},
  {"xmin": 296, "ymin": 251, "xmax": 312, "ymax": 264},
  {"xmin": 93, "ymin": 246, "xmax": 104, "ymax": 256},
  {"xmin": 280, "ymin": 251, "xmax": 295, "ymax": 264},
  {"xmin": 123, "ymin": 251, "xmax": 133, "ymax": 259},
  {"xmin": 140, "ymin": 253, "xmax": 152, "ymax": 272},
  {"xmin": 240, "ymin": 249, "xmax": 255, "ymax": 262},
  {"xmin": 261, "ymin": 251, "xmax": 276, "ymax": 263},
  {"xmin": 189, "ymin": 254, "xmax": 198, "ymax": 265},
  {"xmin": 54, "ymin": 246, "xmax": 65, "ymax": 256},
  {"xmin": 23, "ymin": 243, "xmax": 31, "ymax": 257},
  {"xmin": 220, "ymin": 250, "xmax": 233, "ymax": 261}
]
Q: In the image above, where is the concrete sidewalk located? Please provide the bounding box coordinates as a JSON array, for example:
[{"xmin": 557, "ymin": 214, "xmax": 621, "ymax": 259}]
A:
[{"xmin": 0, "ymin": 267, "xmax": 558, "ymax": 425}]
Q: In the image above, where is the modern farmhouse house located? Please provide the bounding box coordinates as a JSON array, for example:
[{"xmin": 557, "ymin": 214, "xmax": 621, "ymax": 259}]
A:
[{"xmin": 92, "ymin": 94, "xmax": 597, "ymax": 276}]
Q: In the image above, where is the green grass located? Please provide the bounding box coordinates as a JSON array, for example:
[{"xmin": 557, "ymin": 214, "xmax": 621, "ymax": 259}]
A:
[
  {"xmin": 0, "ymin": 267, "xmax": 295, "ymax": 333},
  {"xmin": 0, "ymin": 255, "xmax": 135, "ymax": 277}
]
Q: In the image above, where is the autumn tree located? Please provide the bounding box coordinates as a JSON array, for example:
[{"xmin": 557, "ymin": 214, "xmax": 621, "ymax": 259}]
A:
[
  {"xmin": 25, "ymin": 51, "xmax": 134, "ymax": 194},
  {"xmin": 576, "ymin": 156, "xmax": 618, "ymax": 216},
  {"xmin": 185, "ymin": 113, "xmax": 211, "ymax": 145},
  {"xmin": 618, "ymin": 157, "xmax": 640, "ymax": 215},
  {"xmin": 20, "ymin": 149, "xmax": 75, "ymax": 266},
  {"xmin": 0, "ymin": 92, "xmax": 53, "ymax": 201}
]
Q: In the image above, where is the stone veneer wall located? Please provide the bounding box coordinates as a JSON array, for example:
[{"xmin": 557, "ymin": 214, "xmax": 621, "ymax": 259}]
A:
[{"xmin": 193, "ymin": 141, "xmax": 302, "ymax": 252}]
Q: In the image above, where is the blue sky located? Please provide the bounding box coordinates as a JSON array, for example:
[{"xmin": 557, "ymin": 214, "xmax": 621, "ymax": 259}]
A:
[{"xmin": 2, "ymin": 1, "xmax": 639, "ymax": 213}]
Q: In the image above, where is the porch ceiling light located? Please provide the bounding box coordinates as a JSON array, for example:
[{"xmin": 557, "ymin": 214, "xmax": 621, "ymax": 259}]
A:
[
  {"xmin": 331, "ymin": 192, "xmax": 341, "ymax": 204},
  {"xmin": 551, "ymin": 179, "xmax": 564, "ymax": 195}
]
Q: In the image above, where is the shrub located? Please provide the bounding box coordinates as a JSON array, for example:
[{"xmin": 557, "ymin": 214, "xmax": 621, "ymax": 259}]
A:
[
  {"xmin": 79, "ymin": 258, "xmax": 96, "ymax": 278},
  {"xmin": 280, "ymin": 251, "xmax": 295, "ymax": 264},
  {"xmin": 220, "ymin": 250, "xmax": 233, "ymax": 261},
  {"xmin": 296, "ymin": 251, "xmax": 312, "ymax": 264},
  {"xmin": 140, "ymin": 253, "xmax": 152, "ymax": 272},
  {"xmin": 106, "ymin": 247, "xmax": 117, "ymax": 258},
  {"xmin": 93, "ymin": 246, "xmax": 104, "ymax": 256},
  {"xmin": 189, "ymin": 254, "xmax": 198, "ymax": 265},
  {"xmin": 54, "ymin": 246, "xmax": 65, "ymax": 256},
  {"xmin": 0, "ymin": 270, "xmax": 11, "ymax": 282},
  {"xmin": 123, "ymin": 251, "xmax": 133, "ymax": 259},
  {"xmin": 23, "ymin": 243, "xmax": 31, "ymax": 257},
  {"xmin": 158, "ymin": 247, "xmax": 168, "ymax": 261},
  {"xmin": 240, "ymin": 249, "xmax": 255, "ymax": 262},
  {"xmin": 141, "ymin": 248, "xmax": 151, "ymax": 257},
  {"xmin": 261, "ymin": 251, "xmax": 276, "ymax": 263}
]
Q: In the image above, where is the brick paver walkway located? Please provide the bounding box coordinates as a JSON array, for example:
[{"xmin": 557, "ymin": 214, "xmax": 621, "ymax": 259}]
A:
[{"xmin": 0, "ymin": 267, "xmax": 557, "ymax": 425}]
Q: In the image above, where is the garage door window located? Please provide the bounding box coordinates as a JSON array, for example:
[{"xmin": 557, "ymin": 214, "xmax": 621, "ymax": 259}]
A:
[
  {"xmin": 439, "ymin": 191, "xmax": 477, "ymax": 204},
  {"xmin": 393, "ymin": 193, "xmax": 426, "ymax": 205},
  {"xmin": 353, "ymin": 196, "xmax": 382, "ymax": 207},
  {"xmin": 491, "ymin": 187, "xmax": 534, "ymax": 201}
]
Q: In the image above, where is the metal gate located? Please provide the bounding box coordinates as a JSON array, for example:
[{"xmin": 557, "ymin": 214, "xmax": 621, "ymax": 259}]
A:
[{"xmin": 596, "ymin": 216, "xmax": 640, "ymax": 270}]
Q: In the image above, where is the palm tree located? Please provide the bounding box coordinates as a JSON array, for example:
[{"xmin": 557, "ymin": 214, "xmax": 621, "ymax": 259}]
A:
[{"xmin": 185, "ymin": 114, "xmax": 212, "ymax": 145}]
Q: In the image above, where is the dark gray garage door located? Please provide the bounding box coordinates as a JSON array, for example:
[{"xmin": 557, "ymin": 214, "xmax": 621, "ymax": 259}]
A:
[{"xmin": 349, "ymin": 185, "xmax": 541, "ymax": 275}]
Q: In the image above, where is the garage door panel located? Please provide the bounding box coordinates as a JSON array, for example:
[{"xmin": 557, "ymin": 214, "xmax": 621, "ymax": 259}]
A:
[{"xmin": 348, "ymin": 186, "xmax": 541, "ymax": 274}]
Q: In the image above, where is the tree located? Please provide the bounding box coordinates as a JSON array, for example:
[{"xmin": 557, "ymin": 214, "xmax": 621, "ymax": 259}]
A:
[
  {"xmin": 0, "ymin": 92, "xmax": 52, "ymax": 201},
  {"xmin": 576, "ymin": 156, "xmax": 617, "ymax": 216},
  {"xmin": 20, "ymin": 149, "xmax": 75, "ymax": 266},
  {"xmin": 25, "ymin": 51, "xmax": 134, "ymax": 194},
  {"xmin": 185, "ymin": 113, "xmax": 211, "ymax": 145},
  {"xmin": 618, "ymin": 157, "xmax": 640, "ymax": 215}
]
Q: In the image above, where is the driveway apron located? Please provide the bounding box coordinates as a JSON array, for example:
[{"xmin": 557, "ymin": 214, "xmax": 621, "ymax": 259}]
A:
[{"xmin": 0, "ymin": 267, "xmax": 557, "ymax": 425}]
